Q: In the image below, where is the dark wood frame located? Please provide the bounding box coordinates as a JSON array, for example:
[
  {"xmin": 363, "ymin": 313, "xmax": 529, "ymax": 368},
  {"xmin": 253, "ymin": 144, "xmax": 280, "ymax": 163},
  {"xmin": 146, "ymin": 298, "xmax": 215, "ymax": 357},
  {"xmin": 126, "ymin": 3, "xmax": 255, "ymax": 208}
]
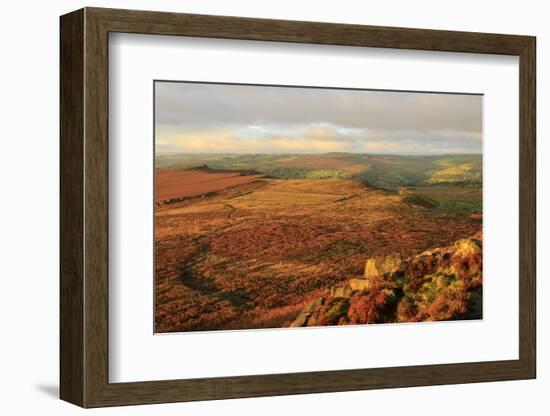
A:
[{"xmin": 60, "ymin": 7, "xmax": 536, "ymax": 408}]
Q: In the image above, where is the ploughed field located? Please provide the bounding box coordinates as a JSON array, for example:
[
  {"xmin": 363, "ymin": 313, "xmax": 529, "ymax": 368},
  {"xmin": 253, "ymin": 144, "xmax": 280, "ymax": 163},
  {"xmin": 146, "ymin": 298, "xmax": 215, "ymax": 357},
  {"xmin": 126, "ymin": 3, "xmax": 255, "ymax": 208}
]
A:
[
  {"xmin": 155, "ymin": 168, "xmax": 266, "ymax": 202},
  {"xmin": 155, "ymin": 169, "xmax": 482, "ymax": 332}
]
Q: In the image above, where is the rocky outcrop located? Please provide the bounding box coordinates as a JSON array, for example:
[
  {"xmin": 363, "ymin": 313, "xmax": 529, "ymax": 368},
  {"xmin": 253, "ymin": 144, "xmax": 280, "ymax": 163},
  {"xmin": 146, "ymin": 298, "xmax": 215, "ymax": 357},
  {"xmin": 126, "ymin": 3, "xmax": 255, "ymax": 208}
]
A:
[
  {"xmin": 288, "ymin": 233, "xmax": 482, "ymax": 327},
  {"xmin": 454, "ymin": 238, "xmax": 481, "ymax": 257},
  {"xmin": 349, "ymin": 278, "xmax": 372, "ymax": 292},
  {"xmin": 364, "ymin": 253, "xmax": 403, "ymax": 277}
]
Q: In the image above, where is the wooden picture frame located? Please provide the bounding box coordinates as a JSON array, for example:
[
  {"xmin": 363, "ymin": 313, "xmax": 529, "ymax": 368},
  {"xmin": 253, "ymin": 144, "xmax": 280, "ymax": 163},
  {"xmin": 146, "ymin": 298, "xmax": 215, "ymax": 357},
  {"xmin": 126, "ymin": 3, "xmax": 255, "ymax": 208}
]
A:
[{"xmin": 60, "ymin": 7, "xmax": 536, "ymax": 408}]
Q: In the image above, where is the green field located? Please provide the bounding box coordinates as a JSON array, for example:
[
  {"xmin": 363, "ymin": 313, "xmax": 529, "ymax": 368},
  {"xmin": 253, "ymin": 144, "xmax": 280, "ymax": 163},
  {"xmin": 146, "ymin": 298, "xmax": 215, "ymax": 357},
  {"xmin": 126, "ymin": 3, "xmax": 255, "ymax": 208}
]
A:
[{"xmin": 405, "ymin": 185, "xmax": 482, "ymax": 214}]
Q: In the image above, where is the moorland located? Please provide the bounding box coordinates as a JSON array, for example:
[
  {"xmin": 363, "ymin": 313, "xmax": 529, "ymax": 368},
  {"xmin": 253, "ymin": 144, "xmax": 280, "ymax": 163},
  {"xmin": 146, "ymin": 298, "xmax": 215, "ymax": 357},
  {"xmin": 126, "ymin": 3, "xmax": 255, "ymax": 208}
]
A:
[{"xmin": 154, "ymin": 152, "xmax": 482, "ymax": 332}]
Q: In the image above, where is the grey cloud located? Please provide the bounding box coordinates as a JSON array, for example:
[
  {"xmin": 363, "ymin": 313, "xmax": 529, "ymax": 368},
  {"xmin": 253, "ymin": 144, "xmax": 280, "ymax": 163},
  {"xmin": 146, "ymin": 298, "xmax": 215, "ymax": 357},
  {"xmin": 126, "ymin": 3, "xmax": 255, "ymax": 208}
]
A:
[{"xmin": 155, "ymin": 81, "xmax": 482, "ymax": 155}]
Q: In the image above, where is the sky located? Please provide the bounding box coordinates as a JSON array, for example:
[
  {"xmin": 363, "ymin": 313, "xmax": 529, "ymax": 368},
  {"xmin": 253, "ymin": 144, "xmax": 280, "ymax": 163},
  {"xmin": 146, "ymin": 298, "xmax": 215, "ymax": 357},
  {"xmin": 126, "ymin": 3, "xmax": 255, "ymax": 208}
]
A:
[{"xmin": 155, "ymin": 81, "xmax": 482, "ymax": 155}]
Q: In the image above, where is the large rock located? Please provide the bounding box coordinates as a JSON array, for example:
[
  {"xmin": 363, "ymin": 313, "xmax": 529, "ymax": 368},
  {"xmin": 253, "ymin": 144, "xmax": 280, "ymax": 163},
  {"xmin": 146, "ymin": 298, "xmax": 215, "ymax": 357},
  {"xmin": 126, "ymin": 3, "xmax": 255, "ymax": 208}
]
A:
[
  {"xmin": 321, "ymin": 298, "xmax": 350, "ymax": 324},
  {"xmin": 304, "ymin": 298, "xmax": 324, "ymax": 313},
  {"xmin": 364, "ymin": 254, "xmax": 403, "ymax": 277},
  {"xmin": 454, "ymin": 238, "xmax": 481, "ymax": 257},
  {"xmin": 289, "ymin": 312, "xmax": 310, "ymax": 327},
  {"xmin": 330, "ymin": 286, "xmax": 354, "ymax": 298},
  {"xmin": 349, "ymin": 278, "xmax": 372, "ymax": 292}
]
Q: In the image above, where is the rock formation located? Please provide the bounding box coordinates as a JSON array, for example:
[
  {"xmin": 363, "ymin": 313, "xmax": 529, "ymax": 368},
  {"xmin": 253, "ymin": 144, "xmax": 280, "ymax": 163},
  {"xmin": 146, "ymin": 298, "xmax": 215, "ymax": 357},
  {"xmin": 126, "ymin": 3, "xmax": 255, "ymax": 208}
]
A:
[{"xmin": 288, "ymin": 233, "xmax": 482, "ymax": 327}]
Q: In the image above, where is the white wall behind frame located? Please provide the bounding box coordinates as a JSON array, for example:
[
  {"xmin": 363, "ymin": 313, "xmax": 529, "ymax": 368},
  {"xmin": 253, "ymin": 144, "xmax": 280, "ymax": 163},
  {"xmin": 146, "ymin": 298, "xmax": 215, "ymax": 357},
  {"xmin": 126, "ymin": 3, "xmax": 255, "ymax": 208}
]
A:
[{"xmin": 0, "ymin": 1, "xmax": 546, "ymax": 416}]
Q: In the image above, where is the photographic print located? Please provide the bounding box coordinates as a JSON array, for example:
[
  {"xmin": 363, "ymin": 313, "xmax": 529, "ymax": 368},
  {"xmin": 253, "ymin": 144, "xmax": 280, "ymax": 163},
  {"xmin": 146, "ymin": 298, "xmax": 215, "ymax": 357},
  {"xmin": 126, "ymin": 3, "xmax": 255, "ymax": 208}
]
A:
[{"xmin": 154, "ymin": 81, "xmax": 483, "ymax": 333}]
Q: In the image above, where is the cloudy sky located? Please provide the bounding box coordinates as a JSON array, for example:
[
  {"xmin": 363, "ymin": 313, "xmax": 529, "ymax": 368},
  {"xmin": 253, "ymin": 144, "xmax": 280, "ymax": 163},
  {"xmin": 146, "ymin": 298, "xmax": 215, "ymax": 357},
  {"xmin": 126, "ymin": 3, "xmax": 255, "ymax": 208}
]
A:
[{"xmin": 155, "ymin": 81, "xmax": 482, "ymax": 155}]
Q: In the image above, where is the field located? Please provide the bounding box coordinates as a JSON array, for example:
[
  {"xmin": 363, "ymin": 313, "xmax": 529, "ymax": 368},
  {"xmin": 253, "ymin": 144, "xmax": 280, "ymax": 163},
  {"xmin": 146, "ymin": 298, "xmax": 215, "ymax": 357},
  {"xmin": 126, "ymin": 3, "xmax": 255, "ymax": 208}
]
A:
[
  {"xmin": 155, "ymin": 168, "xmax": 265, "ymax": 202},
  {"xmin": 155, "ymin": 154, "xmax": 482, "ymax": 332}
]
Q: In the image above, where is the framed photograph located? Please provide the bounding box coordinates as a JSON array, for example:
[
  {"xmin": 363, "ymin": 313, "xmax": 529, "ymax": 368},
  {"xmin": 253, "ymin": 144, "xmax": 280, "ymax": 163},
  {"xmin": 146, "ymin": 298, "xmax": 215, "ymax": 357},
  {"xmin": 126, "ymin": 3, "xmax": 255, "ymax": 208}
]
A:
[{"xmin": 60, "ymin": 7, "xmax": 536, "ymax": 407}]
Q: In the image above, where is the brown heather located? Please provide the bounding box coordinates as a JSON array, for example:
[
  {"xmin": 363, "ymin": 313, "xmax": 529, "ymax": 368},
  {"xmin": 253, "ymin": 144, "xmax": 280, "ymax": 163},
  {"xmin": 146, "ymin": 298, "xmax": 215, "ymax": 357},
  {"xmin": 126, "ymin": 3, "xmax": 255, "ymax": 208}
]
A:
[{"xmin": 154, "ymin": 171, "xmax": 482, "ymax": 332}]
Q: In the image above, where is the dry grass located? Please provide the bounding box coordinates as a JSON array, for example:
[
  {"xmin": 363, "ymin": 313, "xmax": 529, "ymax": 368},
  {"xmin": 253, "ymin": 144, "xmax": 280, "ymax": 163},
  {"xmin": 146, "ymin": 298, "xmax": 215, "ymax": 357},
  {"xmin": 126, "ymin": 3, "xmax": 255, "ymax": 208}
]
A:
[{"xmin": 274, "ymin": 154, "xmax": 367, "ymax": 174}]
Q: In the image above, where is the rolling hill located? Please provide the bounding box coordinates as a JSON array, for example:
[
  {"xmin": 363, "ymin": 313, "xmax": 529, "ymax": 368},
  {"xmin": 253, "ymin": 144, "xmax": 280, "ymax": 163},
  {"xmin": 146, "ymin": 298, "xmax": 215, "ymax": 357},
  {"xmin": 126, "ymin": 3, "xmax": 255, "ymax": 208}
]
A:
[{"xmin": 156, "ymin": 152, "xmax": 482, "ymax": 189}]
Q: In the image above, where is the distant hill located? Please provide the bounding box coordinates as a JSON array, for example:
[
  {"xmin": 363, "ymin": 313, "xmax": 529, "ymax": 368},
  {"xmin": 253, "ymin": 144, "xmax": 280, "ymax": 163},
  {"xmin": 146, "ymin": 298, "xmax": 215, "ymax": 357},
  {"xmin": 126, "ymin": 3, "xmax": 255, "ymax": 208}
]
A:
[
  {"xmin": 186, "ymin": 163, "xmax": 264, "ymax": 176},
  {"xmin": 156, "ymin": 152, "xmax": 482, "ymax": 189}
]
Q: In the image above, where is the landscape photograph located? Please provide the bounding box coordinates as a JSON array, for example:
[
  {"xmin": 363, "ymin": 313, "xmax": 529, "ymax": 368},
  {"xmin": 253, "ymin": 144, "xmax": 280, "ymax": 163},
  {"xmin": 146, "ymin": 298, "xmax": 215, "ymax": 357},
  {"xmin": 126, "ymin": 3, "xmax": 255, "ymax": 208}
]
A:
[{"xmin": 154, "ymin": 81, "xmax": 483, "ymax": 333}]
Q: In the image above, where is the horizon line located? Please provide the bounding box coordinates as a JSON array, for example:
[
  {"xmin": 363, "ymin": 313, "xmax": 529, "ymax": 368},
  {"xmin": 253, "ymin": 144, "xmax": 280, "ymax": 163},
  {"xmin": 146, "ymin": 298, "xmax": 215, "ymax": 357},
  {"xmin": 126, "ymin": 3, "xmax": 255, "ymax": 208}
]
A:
[{"xmin": 155, "ymin": 151, "xmax": 483, "ymax": 157}]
